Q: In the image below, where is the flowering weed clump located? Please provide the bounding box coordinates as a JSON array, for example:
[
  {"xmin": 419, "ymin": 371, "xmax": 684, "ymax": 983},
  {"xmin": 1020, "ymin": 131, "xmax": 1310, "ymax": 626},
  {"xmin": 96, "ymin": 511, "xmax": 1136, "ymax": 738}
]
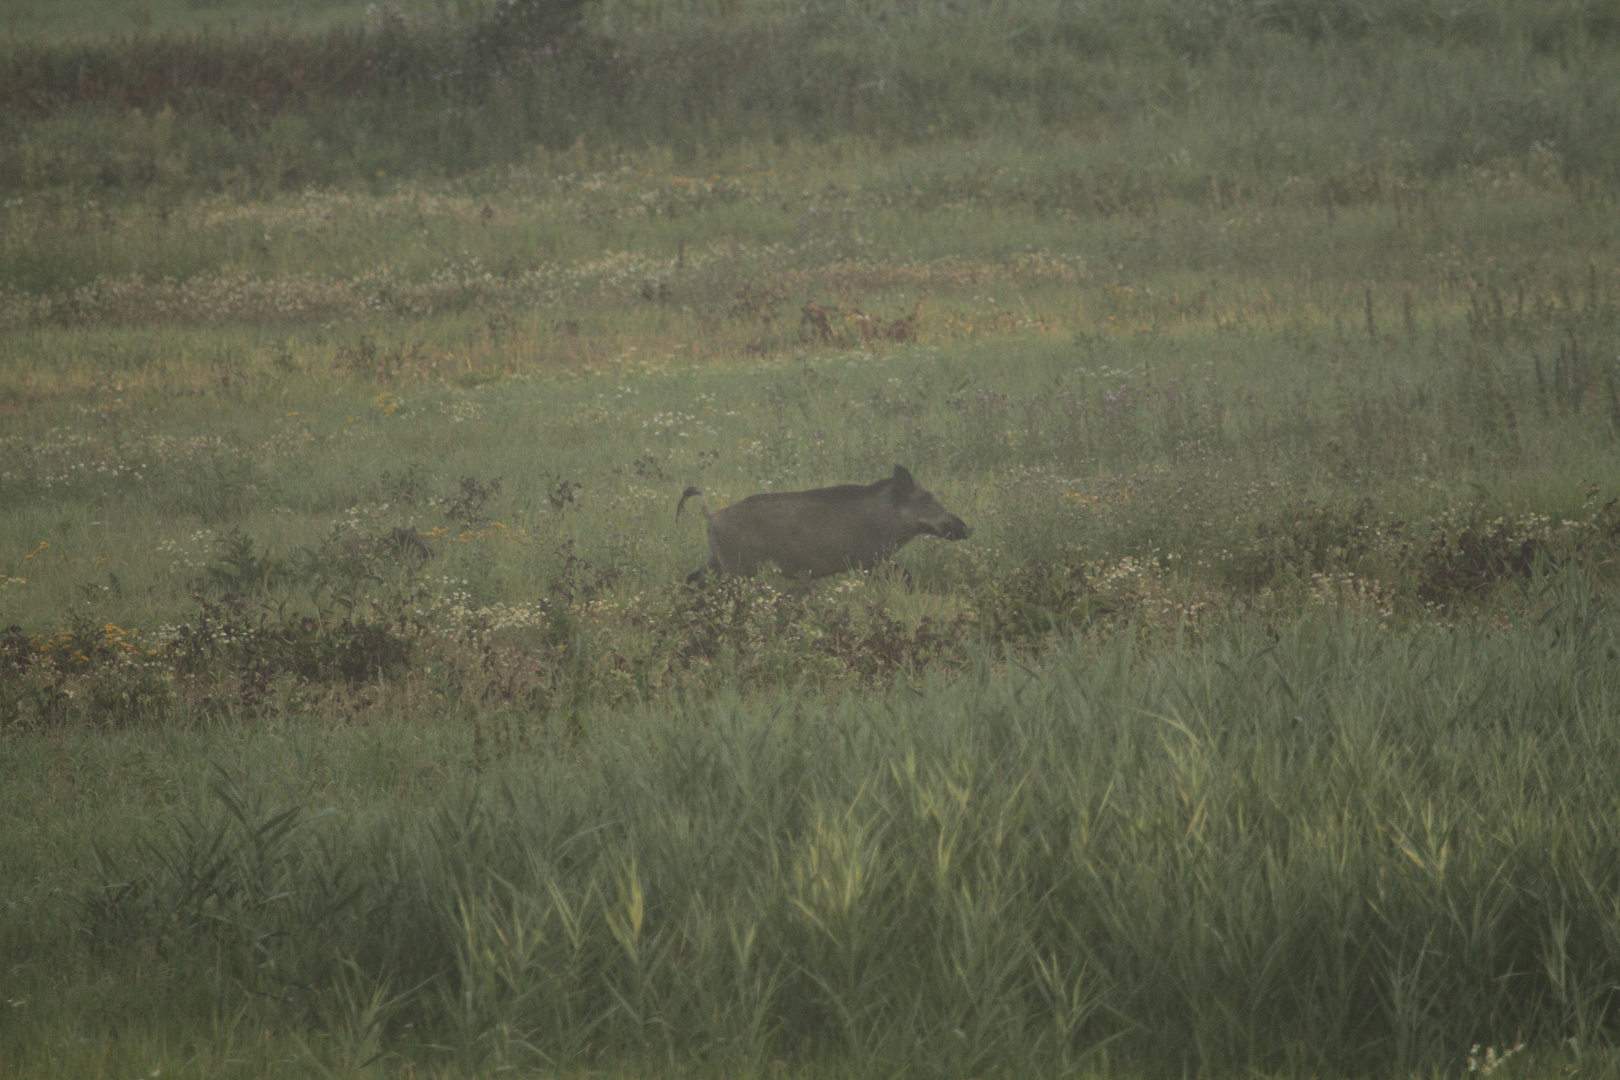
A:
[{"xmin": 0, "ymin": 618, "xmax": 169, "ymax": 727}]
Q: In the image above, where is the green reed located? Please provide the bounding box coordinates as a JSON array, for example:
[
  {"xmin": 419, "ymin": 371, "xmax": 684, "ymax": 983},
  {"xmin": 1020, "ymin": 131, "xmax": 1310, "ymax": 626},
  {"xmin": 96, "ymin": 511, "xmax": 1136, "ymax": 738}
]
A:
[{"xmin": 6, "ymin": 573, "xmax": 1620, "ymax": 1076}]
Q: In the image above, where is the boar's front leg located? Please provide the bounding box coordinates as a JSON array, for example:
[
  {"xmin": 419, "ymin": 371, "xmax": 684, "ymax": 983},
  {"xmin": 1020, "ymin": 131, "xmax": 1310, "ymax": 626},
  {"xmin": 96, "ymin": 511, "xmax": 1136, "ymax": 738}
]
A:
[{"xmin": 686, "ymin": 552, "xmax": 722, "ymax": 587}]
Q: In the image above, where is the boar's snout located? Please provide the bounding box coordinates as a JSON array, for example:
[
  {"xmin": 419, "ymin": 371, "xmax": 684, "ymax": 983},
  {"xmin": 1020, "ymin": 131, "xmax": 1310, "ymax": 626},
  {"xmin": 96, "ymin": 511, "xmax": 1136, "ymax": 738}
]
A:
[{"xmin": 913, "ymin": 504, "xmax": 971, "ymax": 540}]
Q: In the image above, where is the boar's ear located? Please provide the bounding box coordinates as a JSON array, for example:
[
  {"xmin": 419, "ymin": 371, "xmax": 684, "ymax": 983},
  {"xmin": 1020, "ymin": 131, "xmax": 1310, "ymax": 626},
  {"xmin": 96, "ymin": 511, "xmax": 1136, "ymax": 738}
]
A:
[{"xmin": 890, "ymin": 465, "xmax": 916, "ymax": 497}]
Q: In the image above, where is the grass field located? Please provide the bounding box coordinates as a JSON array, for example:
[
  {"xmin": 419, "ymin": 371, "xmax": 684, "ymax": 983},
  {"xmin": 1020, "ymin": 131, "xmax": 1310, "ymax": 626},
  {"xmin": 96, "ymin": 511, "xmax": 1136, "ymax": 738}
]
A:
[{"xmin": 4, "ymin": 1, "xmax": 1620, "ymax": 1077}]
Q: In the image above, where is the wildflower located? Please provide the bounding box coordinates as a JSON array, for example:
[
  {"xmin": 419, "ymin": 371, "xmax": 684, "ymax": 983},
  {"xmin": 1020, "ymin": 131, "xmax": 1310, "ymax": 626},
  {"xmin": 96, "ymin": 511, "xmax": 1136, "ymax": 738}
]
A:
[{"xmin": 1468, "ymin": 1040, "xmax": 1525, "ymax": 1076}]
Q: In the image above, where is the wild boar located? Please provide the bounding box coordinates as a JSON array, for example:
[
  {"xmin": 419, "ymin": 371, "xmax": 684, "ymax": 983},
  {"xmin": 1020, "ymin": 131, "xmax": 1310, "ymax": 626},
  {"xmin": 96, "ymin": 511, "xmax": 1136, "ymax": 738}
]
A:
[{"xmin": 677, "ymin": 465, "xmax": 971, "ymax": 584}]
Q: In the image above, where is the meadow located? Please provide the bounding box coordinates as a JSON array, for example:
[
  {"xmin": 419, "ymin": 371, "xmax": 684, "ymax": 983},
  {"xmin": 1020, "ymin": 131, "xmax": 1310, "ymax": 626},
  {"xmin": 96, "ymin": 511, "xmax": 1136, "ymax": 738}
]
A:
[{"xmin": 4, "ymin": 1, "xmax": 1620, "ymax": 1077}]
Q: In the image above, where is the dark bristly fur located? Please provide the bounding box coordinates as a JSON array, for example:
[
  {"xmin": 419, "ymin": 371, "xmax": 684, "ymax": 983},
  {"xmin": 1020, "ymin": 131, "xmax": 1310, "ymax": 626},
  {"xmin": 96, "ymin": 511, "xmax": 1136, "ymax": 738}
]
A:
[{"xmin": 678, "ymin": 465, "xmax": 971, "ymax": 584}]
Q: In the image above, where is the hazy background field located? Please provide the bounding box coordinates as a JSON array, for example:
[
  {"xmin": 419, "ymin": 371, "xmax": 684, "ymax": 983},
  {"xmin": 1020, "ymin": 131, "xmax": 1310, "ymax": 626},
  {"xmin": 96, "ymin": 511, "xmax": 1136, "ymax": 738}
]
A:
[{"xmin": 3, "ymin": 1, "xmax": 1620, "ymax": 1077}]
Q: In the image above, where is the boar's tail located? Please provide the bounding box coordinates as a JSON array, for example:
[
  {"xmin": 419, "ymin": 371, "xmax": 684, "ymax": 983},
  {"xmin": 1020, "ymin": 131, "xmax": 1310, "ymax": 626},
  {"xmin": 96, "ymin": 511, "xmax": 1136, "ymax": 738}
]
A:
[{"xmin": 677, "ymin": 486, "xmax": 710, "ymax": 520}]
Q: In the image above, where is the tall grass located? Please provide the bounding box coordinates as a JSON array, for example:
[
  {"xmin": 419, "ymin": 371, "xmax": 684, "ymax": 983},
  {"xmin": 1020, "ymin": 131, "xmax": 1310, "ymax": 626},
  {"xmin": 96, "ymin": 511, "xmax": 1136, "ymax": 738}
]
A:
[{"xmin": 4, "ymin": 574, "xmax": 1619, "ymax": 1076}]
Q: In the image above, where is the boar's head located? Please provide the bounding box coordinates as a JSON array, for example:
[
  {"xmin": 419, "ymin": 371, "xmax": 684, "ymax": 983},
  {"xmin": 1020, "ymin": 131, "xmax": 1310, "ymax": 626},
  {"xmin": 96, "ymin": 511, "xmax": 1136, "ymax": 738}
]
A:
[{"xmin": 889, "ymin": 465, "xmax": 972, "ymax": 541}]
